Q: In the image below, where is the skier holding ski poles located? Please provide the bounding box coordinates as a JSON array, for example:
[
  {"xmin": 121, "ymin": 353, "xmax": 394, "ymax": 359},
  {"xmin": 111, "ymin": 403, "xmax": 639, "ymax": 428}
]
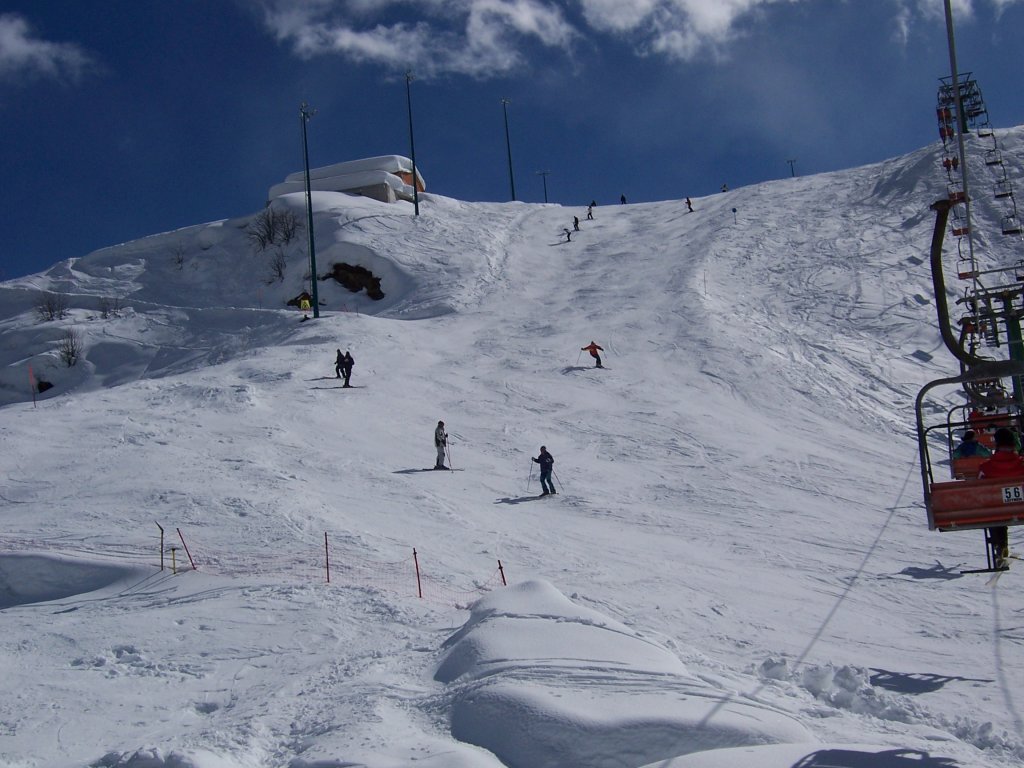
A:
[
  {"xmin": 581, "ymin": 341, "xmax": 604, "ymax": 368},
  {"xmin": 434, "ymin": 421, "xmax": 449, "ymax": 470},
  {"xmin": 532, "ymin": 446, "xmax": 556, "ymax": 496}
]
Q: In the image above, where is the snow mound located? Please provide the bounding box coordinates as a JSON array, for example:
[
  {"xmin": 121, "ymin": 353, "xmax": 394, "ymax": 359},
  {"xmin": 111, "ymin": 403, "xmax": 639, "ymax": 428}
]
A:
[
  {"xmin": 437, "ymin": 581, "xmax": 811, "ymax": 767},
  {"xmin": 640, "ymin": 742, "xmax": 966, "ymax": 767},
  {"xmin": 0, "ymin": 553, "xmax": 145, "ymax": 609}
]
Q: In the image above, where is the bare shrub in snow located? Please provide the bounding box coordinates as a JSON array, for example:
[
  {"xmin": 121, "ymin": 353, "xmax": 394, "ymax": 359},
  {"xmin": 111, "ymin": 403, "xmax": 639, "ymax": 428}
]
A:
[
  {"xmin": 269, "ymin": 248, "xmax": 287, "ymax": 282},
  {"xmin": 98, "ymin": 296, "xmax": 123, "ymax": 319},
  {"xmin": 57, "ymin": 328, "xmax": 83, "ymax": 367},
  {"xmin": 36, "ymin": 292, "xmax": 70, "ymax": 322},
  {"xmin": 171, "ymin": 243, "xmax": 186, "ymax": 270},
  {"xmin": 248, "ymin": 207, "xmax": 301, "ymax": 253}
]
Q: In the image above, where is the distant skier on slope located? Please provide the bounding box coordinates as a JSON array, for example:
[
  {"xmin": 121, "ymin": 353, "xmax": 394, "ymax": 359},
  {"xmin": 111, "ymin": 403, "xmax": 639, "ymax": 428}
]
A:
[
  {"xmin": 573, "ymin": 216, "xmax": 580, "ymax": 231},
  {"xmin": 564, "ymin": 228, "xmax": 572, "ymax": 242},
  {"xmin": 340, "ymin": 351, "xmax": 354, "ymax": 387},
  {"xmin": 587, "ymin": 204, "xmax": 594, "ymax": 221},
  {"xmin": 532, "ymin": 446, "xmax": 556, "ymax": 496},
  {"xmin": 299, "ymin": 295, "xmax": 311, "ymax": 321},
  {"xmin": 581, "ymin": 341, "xmax": 604, "ymax": 368},
  {"xmin": 620, "ymin": 194, "xmax": 627, "ymax": 204},
  {"xmin": 686, "ymin": 197, "xmax": 693, "ymax": 212},
  {"xmin": 335, "ymin": 349, "xmax": 344, "ymax": 379},
  {"xmin": 434, "ymin": 420, "xmax": 449, "ymax": 470}
]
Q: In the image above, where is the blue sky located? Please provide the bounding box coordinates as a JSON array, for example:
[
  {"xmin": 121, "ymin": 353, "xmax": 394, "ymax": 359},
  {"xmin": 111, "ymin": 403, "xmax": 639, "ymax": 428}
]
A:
[{"xmin": 1, "ymin": 0, "xmax": 1022, "ymax": 280}]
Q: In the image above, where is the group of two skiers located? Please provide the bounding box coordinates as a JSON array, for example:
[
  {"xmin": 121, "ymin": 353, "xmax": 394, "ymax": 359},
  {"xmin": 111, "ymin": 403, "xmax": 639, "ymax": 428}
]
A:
[
  {"xmin": 334, "ymin": 349, "xmax": 354, "ymax": 387},
  {"xmin": 434, "ymin": 419, "xmax": 556, "ymax": 495}
]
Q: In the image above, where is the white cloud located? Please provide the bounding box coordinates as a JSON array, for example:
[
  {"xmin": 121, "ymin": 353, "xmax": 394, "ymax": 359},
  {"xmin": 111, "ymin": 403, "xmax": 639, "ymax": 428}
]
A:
[
  {"xmin": 260, "ymin": 0, "xmax": 576, "ymax": 78},
  {"xmin": 891, "ymin": 5, "xmax": 913, "ymax": 45},
  {"xmin": 259, "ymin": 0, "xmax": 1021, "ymax": 74},
  {"xmin": 913, "ymin": 0, "xmax": 974, "ymax": 22},
  {"xmin": 579, "ymin": 0, "xmax": 803, "ymax": 60},
  {"xmin": 888, "ymin": 0, "xmax": 1021, "ymax": 48},
  {"xmin": 990, "ymin": 0, "xmax": 1024, "ymax": 15},
  {"xmin": 0, "ymin": 14, "xmax": 96, "ymax": 84}
]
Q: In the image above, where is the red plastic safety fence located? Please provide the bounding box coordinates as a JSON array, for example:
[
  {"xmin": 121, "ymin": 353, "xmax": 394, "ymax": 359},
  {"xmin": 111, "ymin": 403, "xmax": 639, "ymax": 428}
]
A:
[{"xmin": 0, "ymin": 529, "xmax": 509, "ymax": 610}]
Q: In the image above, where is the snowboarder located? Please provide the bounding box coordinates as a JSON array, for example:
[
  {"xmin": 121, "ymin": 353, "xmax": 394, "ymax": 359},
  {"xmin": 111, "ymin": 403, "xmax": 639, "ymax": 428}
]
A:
[
  {"xmin": 620, "ymin": 194, "xmax": 627, "ymax": 205},
  {"xmin": 340, "ymin": 351, "xmax": 354, "ymax": 387},
  {"xmin": 335, "ymin": 349, "xmax": 344, "ymax": 378},
  {"xmin": 564, "ymin": 228, "xmax": 572, "ymax": 242},
  {"xmin": 532, "ymin": 446, "xmax": 556, "ymax": 496},
  {"xmin": 581, "ymin": 341, "xmax": 604, "ymax": 368},
  {"xmin": 573, "ymin": 216, "xmax": 580, "ymax": 232},
  {"xmin": 434, "ymin": 420, "xmax": 448, "ymax": 470},
  {"xmin": 686, "ymin": 197, "xmax": 693, "ymax": 213}
]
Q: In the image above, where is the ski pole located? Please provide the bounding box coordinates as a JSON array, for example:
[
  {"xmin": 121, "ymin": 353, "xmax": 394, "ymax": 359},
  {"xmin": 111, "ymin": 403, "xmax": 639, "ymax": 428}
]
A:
[
  {"xmin": 445, "ymin": 441, "xmax": 454, "ymax": 472},
  {"xmin": 527, "ymin": 461, "xmax": 534, "ymax": 491},
  {"xmin": 553, "ymin": 469, "xmax": 564, "ymax": 492},
  {"xmin": 576, "ymin": 350, "xmax": 583, "ymax": 365}
]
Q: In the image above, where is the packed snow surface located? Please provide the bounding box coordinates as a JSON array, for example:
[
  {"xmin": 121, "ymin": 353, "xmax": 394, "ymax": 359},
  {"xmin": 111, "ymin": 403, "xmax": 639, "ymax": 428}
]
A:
[{"xmin": 1, "ymin": 128, "xmax": 1024, "ymax": 767}]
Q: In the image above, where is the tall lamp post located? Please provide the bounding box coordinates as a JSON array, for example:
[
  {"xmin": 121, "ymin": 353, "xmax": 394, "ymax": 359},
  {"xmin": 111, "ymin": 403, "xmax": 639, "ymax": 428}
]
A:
[
  {"xmin": 405, "ymin": 72, "xmax": 420, "ymax": 216},
  {"xmin": 501, "ymin": 98, "xmax": 516, "ymax": 201},
  {"xmin": 300, "ymin": 102, "xmax": 320, "ymax": 319},
  {"xmin": 536, "ymin": 170, "xmax": 551, "ymax": 203}
]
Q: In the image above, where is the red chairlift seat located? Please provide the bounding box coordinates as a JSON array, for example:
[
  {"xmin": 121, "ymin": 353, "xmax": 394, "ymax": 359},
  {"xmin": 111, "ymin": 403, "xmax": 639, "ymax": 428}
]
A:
[
  {"xmin": 930, "ymin": 475, "xmax": 1024, "ymax": 531},
  {"xmin": 951, "ymin": 455, "xmax": 987, "ymax": 479}
]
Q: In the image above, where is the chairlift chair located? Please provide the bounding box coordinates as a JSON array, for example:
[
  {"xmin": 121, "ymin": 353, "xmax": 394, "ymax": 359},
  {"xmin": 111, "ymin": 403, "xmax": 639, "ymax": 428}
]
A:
[{"xmin": 916, "ymin": 362, "xmax": 1024, "ymax": 572}]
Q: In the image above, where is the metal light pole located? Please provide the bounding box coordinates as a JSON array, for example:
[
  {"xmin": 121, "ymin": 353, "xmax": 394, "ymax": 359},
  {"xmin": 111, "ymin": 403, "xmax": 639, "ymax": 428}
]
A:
[
  {"xmin": 405, "ymin": 72, "xmax": 420, "ymax": 216},
  {"xmin": 501, "ymin": 98, "xmax": 516, "ymax": 201},
  {"xmin": 536, "ymin": 170, "xmax": 551, "ymax": 203},
  {"xmin": 299, "ymin": 102, "xmax": 320, "ymax": 319}
]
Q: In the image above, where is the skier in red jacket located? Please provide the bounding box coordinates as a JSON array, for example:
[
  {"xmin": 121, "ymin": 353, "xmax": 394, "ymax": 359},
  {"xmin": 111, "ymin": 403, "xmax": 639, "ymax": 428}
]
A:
[{"xmin": 581, "ymin": 341, "xmax": 604, "ymax": 368}]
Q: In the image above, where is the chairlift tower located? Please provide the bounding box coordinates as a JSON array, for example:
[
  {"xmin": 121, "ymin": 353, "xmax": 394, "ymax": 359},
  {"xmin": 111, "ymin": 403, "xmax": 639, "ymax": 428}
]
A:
[
  {"xmin": 913, "ymin": 0, "xmax": 1024, "ymax": 574},
  {"xmin": 934, "ymin": 66, "xmax": 1024, "ymax": 371}
]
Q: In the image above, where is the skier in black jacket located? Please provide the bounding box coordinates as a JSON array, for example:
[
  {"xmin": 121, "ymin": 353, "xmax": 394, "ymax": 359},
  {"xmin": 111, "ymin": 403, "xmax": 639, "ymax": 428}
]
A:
[
  {"xmin": 532, "ymin": 446, "xmax": 556, "ymax": 495},
  {"xmin": 340, "ymin": 351, "xmax": 354, "ymax": 387}
]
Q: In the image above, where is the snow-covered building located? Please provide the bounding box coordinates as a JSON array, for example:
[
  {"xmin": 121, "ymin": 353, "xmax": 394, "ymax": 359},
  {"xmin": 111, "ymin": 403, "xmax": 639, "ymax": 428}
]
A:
[{"xmin": 268, "ymin": 155, "xmax": 426, "ymax": 204}]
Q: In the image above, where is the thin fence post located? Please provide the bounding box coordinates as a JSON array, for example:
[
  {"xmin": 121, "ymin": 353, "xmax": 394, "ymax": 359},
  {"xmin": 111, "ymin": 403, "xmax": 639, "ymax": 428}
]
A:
[
  {"xmin": 413, "ymin": 548, "xmax": 423, "ymax": 598},
  {"xmin": 498, "ymin": 560, "xmax": 507, "ymax": 586},
  {"xmin": 176, "ymin": 528, "xmax": 197, "ymax": 570},
  {"xmin": 156, "ymin": 522, "xmax": 165, "ymax": 571},
  {"xmin": 325, "ymin": 531, "xmax": 330, "ymax": 583},
  {"xmin": 170, "ymin": 547, "xmax": 178, "ymax": 574}
]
